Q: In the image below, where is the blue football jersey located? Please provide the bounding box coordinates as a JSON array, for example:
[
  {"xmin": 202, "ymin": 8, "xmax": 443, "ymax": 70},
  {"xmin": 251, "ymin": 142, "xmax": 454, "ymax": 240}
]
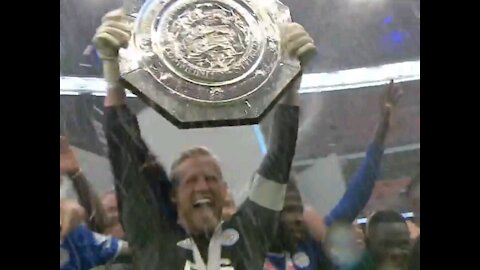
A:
[{"xmin": 60, "ymin": 224, "xmax": 124, "ymax": 270}]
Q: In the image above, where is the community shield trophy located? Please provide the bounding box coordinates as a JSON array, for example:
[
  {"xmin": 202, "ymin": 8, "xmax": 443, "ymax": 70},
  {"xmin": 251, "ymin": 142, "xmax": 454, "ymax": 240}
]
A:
[{"xmin": 119, "ymin": 0, "xmax": 301, "ymax": 128}]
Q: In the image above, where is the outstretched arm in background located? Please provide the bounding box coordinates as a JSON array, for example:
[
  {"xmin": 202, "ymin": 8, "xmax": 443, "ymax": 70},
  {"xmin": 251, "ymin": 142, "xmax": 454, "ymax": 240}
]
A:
[{"xmin": 304, "ymin": 80, "xmax": 403, "ymax": 242}]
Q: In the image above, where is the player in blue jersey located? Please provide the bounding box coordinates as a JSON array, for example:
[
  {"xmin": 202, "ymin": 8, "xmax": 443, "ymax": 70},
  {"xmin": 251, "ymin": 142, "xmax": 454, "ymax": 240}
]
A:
[
  {"xmin": 263, "ymin": 81, "xmax": 403, "ymax": 270},
  {"xmin": 60, "ymin": 200, "xmax": 131, "ymax": 270}
]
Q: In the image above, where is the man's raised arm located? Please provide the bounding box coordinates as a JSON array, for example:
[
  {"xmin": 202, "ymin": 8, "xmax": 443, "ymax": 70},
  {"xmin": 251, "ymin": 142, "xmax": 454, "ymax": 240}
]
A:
[
  {"xmin": 236, "ymin": 23, "xmax": 315, "ymax": 237},
  {"xmin": 324, "ymin": 80, "xmax": 403, "ymax": 226},
  {"xmin": 60, "ymin": 136, "xmax": 107, "ymax": 233},
  {"xmin": 93, "ymin": 9, "xmax": 176, "ymax": 248},
  {"xmin": 304, "ymin": 81, "xmax": 403, "ymax": 242}
]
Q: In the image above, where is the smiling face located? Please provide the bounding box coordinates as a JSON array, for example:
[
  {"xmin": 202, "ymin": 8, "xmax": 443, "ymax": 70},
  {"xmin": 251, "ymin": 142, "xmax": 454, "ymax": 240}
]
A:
[
  {"xmin": 367, "ymin": 211, "xmax": 411, "ymax": 270},
  {"xmin": 172, "ymin": 152, "xmax": 226, "ymax": 236},
  {"xmin": 281, "ymin": 194, "xmax": 307, "ymax": 241},
  {"xmin": 277, "ymin": 180, "xmax": 308, "ymax": 251}
]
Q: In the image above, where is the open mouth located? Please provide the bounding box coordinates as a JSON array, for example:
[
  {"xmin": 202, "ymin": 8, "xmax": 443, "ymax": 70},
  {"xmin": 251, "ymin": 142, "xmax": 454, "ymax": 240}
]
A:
[{"xmin": 193, "ymin": 198, "xmax": 213, "ymax": 208}]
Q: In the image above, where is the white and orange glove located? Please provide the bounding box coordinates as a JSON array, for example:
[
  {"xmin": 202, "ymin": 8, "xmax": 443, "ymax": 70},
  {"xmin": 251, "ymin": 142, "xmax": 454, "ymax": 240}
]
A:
[
  {"xmin": 281, "ymin": 23, "xmax": 316, "ymax": 65},
  {"xmin": 92, "ymin": 9, "xmax": 132, "ymax": 85}
]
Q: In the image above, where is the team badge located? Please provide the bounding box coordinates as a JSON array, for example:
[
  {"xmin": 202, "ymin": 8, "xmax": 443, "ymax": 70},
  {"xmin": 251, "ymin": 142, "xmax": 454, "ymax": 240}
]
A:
[
  {"xmin": 292, "ymin": 252, "xmax": 310, "ymax": 268},
  {"xmin": 221, "ymin": 229, "xmax": 239, "ymax": 246}
]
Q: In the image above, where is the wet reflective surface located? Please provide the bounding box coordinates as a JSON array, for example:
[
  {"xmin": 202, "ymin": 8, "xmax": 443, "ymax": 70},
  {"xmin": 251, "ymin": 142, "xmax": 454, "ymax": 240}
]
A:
[{"xmin": 60, "ymin": 1, "xmax": 420, "ymax": 269}]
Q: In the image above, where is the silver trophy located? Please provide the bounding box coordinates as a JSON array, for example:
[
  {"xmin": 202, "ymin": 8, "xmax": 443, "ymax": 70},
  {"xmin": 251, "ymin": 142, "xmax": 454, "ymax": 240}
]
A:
[{"xmin": 119, "ymin": 0, "xmax": 300, "ymax": 128}]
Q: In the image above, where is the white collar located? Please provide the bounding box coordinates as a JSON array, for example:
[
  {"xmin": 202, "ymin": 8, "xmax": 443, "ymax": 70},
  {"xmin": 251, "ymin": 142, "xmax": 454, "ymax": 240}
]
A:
[{"xmin": 177, "ymin": 222, "xmax": 224, "ymax": 270}]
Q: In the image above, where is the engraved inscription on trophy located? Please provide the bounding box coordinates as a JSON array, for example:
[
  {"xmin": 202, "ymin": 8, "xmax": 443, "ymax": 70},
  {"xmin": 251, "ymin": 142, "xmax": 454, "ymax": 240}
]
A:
[
  {"xmin": 209, "ymin": 87, "xmax": 224, "ymax": 95},
  {"xmin": 157, "ymin": 1, "xmax": 262, "ymax": 85}
]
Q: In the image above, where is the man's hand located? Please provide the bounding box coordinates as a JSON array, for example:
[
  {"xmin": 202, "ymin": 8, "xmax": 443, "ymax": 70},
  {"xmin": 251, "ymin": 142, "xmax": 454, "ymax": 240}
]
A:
[
  {"xmin": 278, "ymin": 23, "xmax": 316, "ymax": 105},
  {"xmin": 60, "ymin": 136, "xmax": 80, "ymax": 175},
  {"xmin": 60, "ymin": 199, "xmax": 86, "ymax": 241},
  {"xmin": 381, "ymin": 80, "xmax": 403, "ymax": 116},
  {"xmin": 92, "ymin": 9, "xmax": 132, "ymax": 62},
  {"xmin": 303, "ymin": 205, "xmax": 328, "ymax": 242},
  {"xmin": 281, "ymin": 23, "xmax": 316, "ymax": 65},
  {"xmin": 372, "ymin": 80, "xmax": 403, "ymax": 145},
  {"xmin": 93, "ymin": 8, "xmax": 132, "ymax": 105}
]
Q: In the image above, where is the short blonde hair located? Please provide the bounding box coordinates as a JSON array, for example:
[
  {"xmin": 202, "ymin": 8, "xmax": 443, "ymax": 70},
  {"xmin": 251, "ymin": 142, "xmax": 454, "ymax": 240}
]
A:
[{"xmin": 169, "ymin": 146, "xmax": 221, "ymax": 187}]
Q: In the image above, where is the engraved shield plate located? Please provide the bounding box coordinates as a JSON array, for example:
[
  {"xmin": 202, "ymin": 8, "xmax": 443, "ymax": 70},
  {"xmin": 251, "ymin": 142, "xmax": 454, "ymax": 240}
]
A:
[{"xmin": 119, "ymin": 0, "xmax": 300, "ymax": 128}]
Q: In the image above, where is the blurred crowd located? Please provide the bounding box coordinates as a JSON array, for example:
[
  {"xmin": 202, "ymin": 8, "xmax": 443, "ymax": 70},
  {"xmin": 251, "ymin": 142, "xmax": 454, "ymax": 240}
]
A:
[{"xmin": 60, "ymin": 8, "xmax": 420, "ymax": 270}]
